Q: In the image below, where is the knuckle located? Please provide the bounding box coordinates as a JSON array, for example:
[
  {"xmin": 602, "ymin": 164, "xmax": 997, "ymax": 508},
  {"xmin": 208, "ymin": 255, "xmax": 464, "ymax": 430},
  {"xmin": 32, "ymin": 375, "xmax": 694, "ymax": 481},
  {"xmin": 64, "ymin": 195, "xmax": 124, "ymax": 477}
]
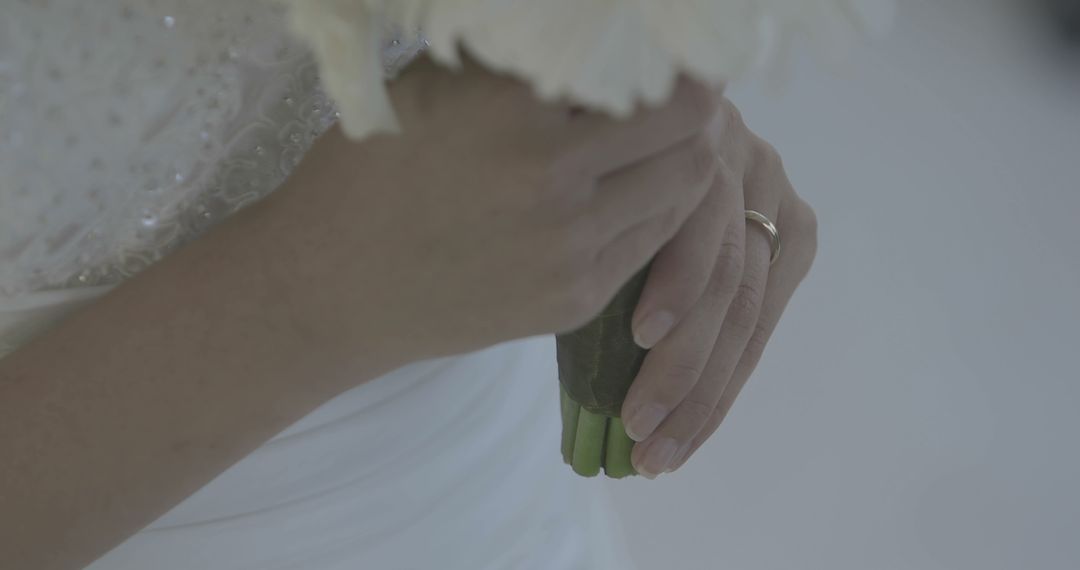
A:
[
  {"xmin": 727, "ymin": 283, "xmax": 764, "ymax": 331},
  {"xmin": 797, "ymin": 202, "xmax": 819, "ymax": 240},
  {"xmin": 798, "ymin": 202, "xmax": 819, "ymax": 252},
  {"xmin": 785, "ymin": 199, "xmax": 819, "ymax": 270},
  {"xmin": 676, "ymin": 79, "xmax": 721, "ymax": 123},
  {"xmin": 664, "ymin": 362, "xmax": 704, "ymax": 389},
  {"xmin": 743, "ymin": 321, "xmax": 772, "ymax": 364},
  {"xmin": 736, "ymin": 280, "xmax": 765, "ymax": 306},
  {"xmin": 677, "ymin": 398, "xmax": 716, "ymax": 428},
  {"xmin": 753, "ymin": 136, "xmax": 783, "ymax": 169},
  {"xmin": 709, "ymin": 241, "xmax": 745, "ymax": 299},
  {"xmin": 686, "ymin": 134, "xmax": 719, "ymax": 184},
  {"xmin": 719, "ymin": 99, "xmax": 746, "ymax": 133}
]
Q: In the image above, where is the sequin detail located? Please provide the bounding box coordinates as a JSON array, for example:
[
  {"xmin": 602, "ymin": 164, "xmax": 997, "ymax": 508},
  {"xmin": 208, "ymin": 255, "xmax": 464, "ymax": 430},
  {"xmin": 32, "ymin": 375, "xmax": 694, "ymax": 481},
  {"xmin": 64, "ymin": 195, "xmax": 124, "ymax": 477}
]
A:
[{"xmin": 0, "ymin": 0, "xmax": 425, "ymax": 297}]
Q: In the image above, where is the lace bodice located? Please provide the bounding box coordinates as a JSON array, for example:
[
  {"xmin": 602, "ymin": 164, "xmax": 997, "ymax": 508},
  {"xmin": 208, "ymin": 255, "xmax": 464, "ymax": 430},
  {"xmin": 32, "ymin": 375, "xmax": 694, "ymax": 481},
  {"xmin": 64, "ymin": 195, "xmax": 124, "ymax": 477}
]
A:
[{"xmin": 0, "ymin": 0, "xmax": 420, "ymax": 299}]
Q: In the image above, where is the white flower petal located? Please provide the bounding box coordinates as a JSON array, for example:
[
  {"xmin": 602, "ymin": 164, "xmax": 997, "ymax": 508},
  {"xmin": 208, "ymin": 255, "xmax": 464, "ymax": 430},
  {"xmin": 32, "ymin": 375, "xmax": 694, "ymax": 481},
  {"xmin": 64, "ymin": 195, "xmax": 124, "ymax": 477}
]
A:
[{"xmin": 281, "ymin": 0, "xmax": 891, "ymax": 139}]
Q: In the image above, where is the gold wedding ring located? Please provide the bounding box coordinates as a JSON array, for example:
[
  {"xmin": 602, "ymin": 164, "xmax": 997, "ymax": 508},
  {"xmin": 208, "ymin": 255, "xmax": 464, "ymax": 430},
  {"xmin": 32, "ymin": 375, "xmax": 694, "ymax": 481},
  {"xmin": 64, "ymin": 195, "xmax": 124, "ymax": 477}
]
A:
[{"xmin": 745, "ymin": 210, "xmax": 781, "ymax": 265}]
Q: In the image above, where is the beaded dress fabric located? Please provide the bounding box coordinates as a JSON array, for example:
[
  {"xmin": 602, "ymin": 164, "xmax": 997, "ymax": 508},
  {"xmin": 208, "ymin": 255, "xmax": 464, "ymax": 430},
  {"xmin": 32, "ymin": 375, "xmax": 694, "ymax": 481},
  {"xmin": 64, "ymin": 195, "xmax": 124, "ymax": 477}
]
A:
[
  {"xmin": 0, "ymin": 2, "xmax": 634, "ymax": 568},
  {"xmin": 0, "ymin": 0, "xmax": 343, "ymax": 354}
]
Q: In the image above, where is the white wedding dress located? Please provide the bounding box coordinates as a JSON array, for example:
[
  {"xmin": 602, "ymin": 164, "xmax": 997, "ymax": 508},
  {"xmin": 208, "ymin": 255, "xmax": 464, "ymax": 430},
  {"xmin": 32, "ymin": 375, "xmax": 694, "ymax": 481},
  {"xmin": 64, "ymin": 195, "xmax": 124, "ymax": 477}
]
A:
[{"xmin": 0, "ymin": 2, "xmax": 635, "ymax": 568}]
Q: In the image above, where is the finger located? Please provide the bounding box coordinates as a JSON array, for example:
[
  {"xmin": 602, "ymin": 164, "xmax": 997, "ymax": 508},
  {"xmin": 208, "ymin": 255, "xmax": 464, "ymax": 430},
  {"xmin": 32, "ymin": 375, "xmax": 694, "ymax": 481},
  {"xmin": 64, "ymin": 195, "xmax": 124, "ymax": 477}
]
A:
[
  {"xmin": 668, "ymin": 196, "xmax": 817, "ymax": 471},
  {"xmin": 619, "ymin": 216, "xmax": 743, "ymax": 441},
  {"xmin": 666, "ymin": 250, "xmax": 803, "ymax": 472},
  {"xmin": 588, "ymin": 132, "xmax": 717, "ymax": 240},
  {"xmin": 589, "ymin": 210, "xmax": 692, "ymax": 305},
  {"xmin": 714, "ymin": 200, "xmax": 816, "ymax": 427},
  {"xmin": 665, "ymin": 406, "xmax": 722, "ymax": 473},
  {"xmin": 629, "ymin": 162, "xmax": 740, "ymax": 350},
  {"xmin": 703, "ymin": 142, "xmax": 810, "ymax": 428},
  {"xmin": 621, "ymin": 225, "xmax": 743, "ymax": 478},
  {"xmin": 633, "ymin": 212, "xmax": 771, "ymax": 475},
  {"xmin": 589, "ymin": 156, "xmax": 718, "ymax": 297},
  {"xmin": 564, "ymin": 76, "xmax": 724, "ymax": 175}
]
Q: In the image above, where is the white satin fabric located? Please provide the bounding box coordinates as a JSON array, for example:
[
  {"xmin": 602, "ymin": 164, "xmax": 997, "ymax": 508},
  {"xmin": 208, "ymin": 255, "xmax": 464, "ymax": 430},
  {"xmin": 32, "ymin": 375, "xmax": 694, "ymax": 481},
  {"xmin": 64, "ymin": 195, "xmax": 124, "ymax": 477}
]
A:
[
  {"xmin": 92, "ymin": 328, "xmax": 636, "ymax": 570},
  {"xmin": 0, "ymin": 2, "xmax": 633, "ymax": 568}
]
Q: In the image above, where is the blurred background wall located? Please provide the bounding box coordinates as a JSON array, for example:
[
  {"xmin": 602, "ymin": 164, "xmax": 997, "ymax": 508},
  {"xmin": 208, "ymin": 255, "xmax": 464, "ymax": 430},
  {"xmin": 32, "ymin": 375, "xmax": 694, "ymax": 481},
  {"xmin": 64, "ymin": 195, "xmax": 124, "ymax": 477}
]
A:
[{"xmin": 607, "ymin": 0, "xmax": 1080, "ymax": 567}]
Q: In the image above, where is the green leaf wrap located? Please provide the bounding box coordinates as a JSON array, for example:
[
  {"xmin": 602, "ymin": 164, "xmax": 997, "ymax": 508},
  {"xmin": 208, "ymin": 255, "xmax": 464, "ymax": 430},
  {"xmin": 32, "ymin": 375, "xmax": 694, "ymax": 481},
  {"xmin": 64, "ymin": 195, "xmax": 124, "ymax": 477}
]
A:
[
  {"xmin": 556, "ymin": 266, "xmax": 650, "ymax": 417},
  {"xmin": 556, "ymin": 265, "xmax": 650, "ymax": 478}
]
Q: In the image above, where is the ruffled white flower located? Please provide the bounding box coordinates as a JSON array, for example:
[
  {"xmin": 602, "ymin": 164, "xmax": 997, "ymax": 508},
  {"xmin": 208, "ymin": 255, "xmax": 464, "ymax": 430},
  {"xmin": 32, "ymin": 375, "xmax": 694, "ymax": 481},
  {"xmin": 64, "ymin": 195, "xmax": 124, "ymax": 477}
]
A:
[{"xmin": 280, "ymin": 0, "xmax": 892, "ymax": 139}]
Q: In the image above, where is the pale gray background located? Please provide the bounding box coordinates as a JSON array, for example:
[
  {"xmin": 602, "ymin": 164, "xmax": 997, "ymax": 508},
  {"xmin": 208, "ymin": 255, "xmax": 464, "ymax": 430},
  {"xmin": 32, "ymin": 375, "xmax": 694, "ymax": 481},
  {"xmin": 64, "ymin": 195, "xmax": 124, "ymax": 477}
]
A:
[{"xmin": 608, "ymin": 0, "xmax": 1080, "ymax": 568}]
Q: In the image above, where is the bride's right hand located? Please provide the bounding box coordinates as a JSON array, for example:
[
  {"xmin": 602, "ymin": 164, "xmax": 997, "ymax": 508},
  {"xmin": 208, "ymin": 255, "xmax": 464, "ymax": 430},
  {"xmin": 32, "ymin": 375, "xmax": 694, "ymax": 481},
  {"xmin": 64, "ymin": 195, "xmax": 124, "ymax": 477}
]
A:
[{"xmin": 261, "ymin": 57, "xmax": 724, "ymax": 370}]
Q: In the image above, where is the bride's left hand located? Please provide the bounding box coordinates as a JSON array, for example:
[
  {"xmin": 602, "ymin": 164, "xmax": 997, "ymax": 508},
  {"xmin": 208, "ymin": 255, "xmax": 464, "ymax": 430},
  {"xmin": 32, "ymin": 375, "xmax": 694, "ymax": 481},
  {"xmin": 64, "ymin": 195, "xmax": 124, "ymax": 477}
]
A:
[{"xmin": 620, "ymin": 98, "xmax": 818, "ymax": 477}]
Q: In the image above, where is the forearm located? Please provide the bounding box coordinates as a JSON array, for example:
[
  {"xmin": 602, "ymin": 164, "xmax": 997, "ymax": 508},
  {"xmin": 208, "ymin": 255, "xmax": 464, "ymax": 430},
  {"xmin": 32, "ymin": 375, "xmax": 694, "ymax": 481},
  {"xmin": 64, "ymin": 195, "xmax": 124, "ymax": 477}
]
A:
[{"xmin": 0, "ymin": 201, "xmax": 383, "ymax": 570}]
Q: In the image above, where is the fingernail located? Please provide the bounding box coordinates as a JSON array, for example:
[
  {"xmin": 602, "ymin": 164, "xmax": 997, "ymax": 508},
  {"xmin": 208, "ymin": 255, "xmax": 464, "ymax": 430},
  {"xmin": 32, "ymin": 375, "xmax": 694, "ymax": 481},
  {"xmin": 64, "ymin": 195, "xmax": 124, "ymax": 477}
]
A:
[
  {"xmin": 636, "ymin": 437, "xmax": 678, "ymax": 478},
  {"xmin": 633, "ymin": 311, "xmax": 675, "ymax": 349},
  {"xmin": 624, "ymin": 403, "xmax": 667, "ymax": 442}
]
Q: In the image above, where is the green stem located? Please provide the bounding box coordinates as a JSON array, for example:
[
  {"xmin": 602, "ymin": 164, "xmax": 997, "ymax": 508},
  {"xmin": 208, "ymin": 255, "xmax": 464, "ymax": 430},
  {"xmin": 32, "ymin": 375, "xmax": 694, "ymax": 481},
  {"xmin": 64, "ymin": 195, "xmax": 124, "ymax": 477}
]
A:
[
  {"xmin": 559, "ymin": 385, "xmax": 580, "ymax": 465},
  {"xmin": 571, "ymin": 407, "xmax": 608, "ymax": 477},
  {"xmin": 603, "ymin": 417, "xmax": 637, "ymax": 478}
]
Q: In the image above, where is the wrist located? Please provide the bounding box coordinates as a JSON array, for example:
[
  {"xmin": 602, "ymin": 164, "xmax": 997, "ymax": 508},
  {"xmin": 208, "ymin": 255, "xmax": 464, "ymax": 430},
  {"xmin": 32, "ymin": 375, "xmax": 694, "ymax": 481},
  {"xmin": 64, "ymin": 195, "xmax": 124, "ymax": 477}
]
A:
[{"xmin": 233, "ymin": 186, "xmax": 408, "ymax": 392}]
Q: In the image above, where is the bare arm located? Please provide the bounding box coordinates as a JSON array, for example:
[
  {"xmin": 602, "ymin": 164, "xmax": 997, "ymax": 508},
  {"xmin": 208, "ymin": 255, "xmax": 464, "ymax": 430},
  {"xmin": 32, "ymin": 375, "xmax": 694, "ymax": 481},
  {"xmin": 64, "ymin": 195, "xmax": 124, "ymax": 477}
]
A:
[
  {"xmin": 0, "ymin": 196, "xmax": 385, "ymax": 570},
  {"xmin": 0, "ymin": 59, "xmax": 723, "ymax": 570}
]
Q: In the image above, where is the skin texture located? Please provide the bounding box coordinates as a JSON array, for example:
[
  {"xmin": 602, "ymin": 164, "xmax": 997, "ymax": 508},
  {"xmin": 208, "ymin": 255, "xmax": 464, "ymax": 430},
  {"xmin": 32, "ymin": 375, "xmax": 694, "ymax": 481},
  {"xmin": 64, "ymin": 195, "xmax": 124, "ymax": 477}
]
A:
[
  {"xmin": 623, "ymin": 99, "xmax": 819, "ymax": 478},
  {"xmin": 276, "ymin": 57, "xmax": 730, "ymax": 367},
  {"xmin": 0, "ymin": 57, "xmax": 726, "ymax": 570}
]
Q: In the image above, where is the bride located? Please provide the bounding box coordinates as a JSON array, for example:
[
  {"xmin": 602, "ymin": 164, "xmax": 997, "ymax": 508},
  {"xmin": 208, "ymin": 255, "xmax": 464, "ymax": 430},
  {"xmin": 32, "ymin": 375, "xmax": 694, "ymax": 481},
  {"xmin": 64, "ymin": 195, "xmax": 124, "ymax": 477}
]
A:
[{"xmin": 0, "ymin": 1, "xmax": 819, "ymax": 568}]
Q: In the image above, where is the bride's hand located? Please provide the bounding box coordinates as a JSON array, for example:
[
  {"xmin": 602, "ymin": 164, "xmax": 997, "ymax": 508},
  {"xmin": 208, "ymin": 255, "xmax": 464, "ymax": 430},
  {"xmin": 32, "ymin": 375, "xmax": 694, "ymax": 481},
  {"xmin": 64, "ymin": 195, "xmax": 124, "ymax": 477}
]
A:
[
  {"xmin": 263, "ymin": 57, "xmax": 724, "ymax": 371},
  {"xmin": 619, "ymin": 99, "xmax": 819, "ymax": 477}
]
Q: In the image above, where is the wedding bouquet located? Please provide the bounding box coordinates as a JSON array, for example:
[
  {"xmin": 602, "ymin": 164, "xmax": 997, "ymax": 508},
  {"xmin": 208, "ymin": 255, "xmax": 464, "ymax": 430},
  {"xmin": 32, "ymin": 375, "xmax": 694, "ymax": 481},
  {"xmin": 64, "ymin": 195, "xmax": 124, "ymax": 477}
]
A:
[{"xmin": 280, "ymin": 0, "xmax": 889, "ymax": 477}]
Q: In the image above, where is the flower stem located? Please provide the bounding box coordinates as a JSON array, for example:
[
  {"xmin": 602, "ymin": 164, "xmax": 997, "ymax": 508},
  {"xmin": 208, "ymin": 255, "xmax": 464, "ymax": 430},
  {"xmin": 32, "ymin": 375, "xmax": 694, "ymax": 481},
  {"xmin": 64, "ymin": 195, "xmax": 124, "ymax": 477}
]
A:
[
  {"xmin": 559, "ymin": 384, "xmax": 580, "ymax": 465},
  {"xmin": 571, "ymin": 407, "xmax": 608, "ymax": 477},
  {"xmin": 603, "ymin": 417, "xmax": 636, "ymax": 478}
]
